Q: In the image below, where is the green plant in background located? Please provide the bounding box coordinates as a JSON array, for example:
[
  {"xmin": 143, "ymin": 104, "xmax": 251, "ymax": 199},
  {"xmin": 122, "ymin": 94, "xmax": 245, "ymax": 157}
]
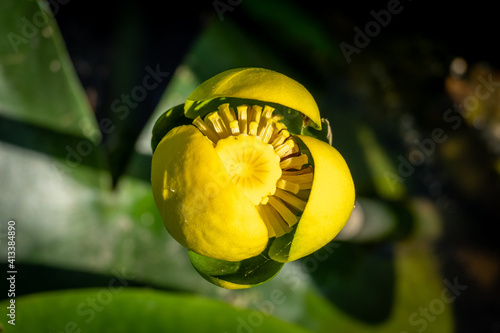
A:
[{"xmin": 151, "ymin": 68, "xmax": 355, "ymax": 288}]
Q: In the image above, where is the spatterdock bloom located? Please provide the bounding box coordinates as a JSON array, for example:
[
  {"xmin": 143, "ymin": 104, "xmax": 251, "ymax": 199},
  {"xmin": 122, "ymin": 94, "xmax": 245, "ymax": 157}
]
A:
[{"xmin": 151, "ymin": 68, "xmax": 355, "ymax": 288}]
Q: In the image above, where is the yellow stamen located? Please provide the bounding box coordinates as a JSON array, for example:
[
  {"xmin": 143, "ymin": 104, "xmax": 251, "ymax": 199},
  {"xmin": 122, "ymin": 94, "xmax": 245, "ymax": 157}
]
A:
[
  {"xmin": 268, "ymin": 196, "xmax": 298, "ymax": 227},
  {"xmin": 237, "ymin": 105, "xmax": 249, "ymax": 134},
  {"xmin": 203, "ymin": 112, "xmax": 216, "ymax": 132},
  {"xmin": 258, "ymin": 119, "xmax": 275, "ymax": 144},
  {"xmin": 280, "ymin": 154, "xmax": 308, "ymax": 170},
  {"xmin": 299, "ymin": 182, "xmax": 313, "ymax": 190},
  {"xmin": 262, "ymin": 105, "xmax": 274, "ymax": 119},
  {"xmin": 192, "ymin": 116, "xmax": 219, "ymax": 144},
  {"xmin": 276, "ymin": 178, "xmax": 300, "ymax": 194},
  {"xmin": 257, "ymin": 205, "xmax": 276, "ymax": 238},
  {"xmin": 283, "ymin": 165, "xmax": 313, "ymax": 175},
  {"xmin": 272, "ymin": 114, "xmax": 284, "ymax": 122},
  {"xmin": 274, "ymin": 188, "xmax": 307, "ymax": 211},
  {"xmin": 294, "ymin": 189, "xmax": 311, "ymax": 200},
  {"xmin": 208, "ymin": 112, "xmax": 230, "ymax": 139},
  {"xmin": 281, "ymin": 167, "xmax": 314, "ymax": 184},
  {"xmin": 258, "ymin": 105, "xmax": 274, "ymax": 132},
  {"xmin": 249, "ymin": 122, "xmax": 259, "ymax": 136},
  {"xmin": 275, "ymin": 122, "xmax": 287, "ymax": 131},
  {"xmin": 274, "ymin": 138, "xmax": 297, "ymax": 158},
  {"xmin": 282, "ymin": 142, "xmax": 300, "ymax": 158},
  {"xmin": 260, "ymin": 204, "xmax": 291, "ymax": 237},
  {"xmin": 271, "ymin": 130, "xmax": 290, "ymax": 148},
  {"xmin": 218, "ymin": 103, "xmax": 236, "ymax": 130},
  {"xmin": 250, "ymin": 105, "xmax": 262, "ymax": 124},
  {"xmin": 230, "ymin": 120, "xmax": 240, "ymax": 135}
]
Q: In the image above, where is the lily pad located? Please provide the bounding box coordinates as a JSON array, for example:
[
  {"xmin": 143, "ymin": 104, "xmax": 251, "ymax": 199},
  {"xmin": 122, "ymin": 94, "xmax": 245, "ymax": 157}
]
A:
[{"xmin": 0, "ymin": 288, "xmax": 313, "ymax": 333}]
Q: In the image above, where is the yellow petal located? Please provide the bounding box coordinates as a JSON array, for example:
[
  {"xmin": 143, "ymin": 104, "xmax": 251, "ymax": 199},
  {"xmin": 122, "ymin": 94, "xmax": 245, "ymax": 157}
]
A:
[
  {"xmin": 271, "ymin": 136, "xmax": 355, "ymax": 262},
  {"xmin": 184, "ymin": 68, "xmax": 321, "ymax": 129},
  {"xmin": 151, "ymin": 125, "xmax": 268, "ymax": 261}
]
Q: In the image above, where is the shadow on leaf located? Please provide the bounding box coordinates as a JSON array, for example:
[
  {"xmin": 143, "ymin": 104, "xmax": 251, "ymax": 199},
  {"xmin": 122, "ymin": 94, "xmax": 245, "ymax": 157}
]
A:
[{"xmin": 308, "ymin": 242, "xmax": 395, "ymax": 324}]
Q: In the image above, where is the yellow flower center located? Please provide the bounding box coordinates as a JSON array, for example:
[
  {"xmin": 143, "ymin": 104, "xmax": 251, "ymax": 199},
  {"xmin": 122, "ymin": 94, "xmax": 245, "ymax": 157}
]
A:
[
  {"xmin": 193, "ymin": 103, "xmax": 313, "ymax": 238},
  {"xmin": 215, "ymin": 135, "xmax": 281, "ymax": 205}
]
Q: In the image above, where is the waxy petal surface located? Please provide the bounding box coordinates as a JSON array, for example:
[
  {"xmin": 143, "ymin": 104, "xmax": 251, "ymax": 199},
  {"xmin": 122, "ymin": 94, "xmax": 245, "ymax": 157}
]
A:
[
  {"xmin": 270, "ymin": 135, "xmax": 355, "ymax": 262},
  {"xmin": 184, "ymin": 68, "xmax": 322, "ymax": 129},
  {"xmin": 151, "ymin": 125, "xmax": 269, "ymax": 261}
]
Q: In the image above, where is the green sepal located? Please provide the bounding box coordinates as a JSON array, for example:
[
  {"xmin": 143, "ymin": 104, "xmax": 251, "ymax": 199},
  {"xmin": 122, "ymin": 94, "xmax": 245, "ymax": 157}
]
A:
[
  {"xmin": 188, "ymin": 241, "xmax": 284, "ymax": 289},
  {"xmin": 300, "ymin": 118, "xmax": 332, "ymax": 144},
  {"xmin": 151, "ymin": 104, "xmax": 192, "ymax": 153},
  {"xmin": 268, "ymin": 224, "xmax": 298, "ymax": 262}
]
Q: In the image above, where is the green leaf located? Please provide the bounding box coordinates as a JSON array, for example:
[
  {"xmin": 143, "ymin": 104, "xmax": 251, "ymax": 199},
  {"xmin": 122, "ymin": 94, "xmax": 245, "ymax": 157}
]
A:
[
  {"xmin": 242, "ymin": 0, "xmax": 342, "ymax": 64},
  {"xmin": 0, "ymin": 1, "xmax": 108, "ymax": 188},
  {"xmin": 356, "ymin": 125, "xmax": 406, "ymax": 200},
  {"xmin": 181, "ymin": 19, "xmax": 288, "ymax": 82},
  {"xmin": 0, "ymin": 0, "xmax": 98, "ymax": 142},
  {"xmin": 0, "ymin": 288, "xmax": 313, "ymax": 333},
  {"xmin": 189, "ymin": 241, "xmax": 284, "ymax": 289}
]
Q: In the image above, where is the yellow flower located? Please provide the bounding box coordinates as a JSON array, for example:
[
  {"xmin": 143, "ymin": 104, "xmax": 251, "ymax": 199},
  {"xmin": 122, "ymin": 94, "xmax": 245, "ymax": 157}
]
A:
[{"xmin": 151, "ymin": 68, "xmax": 355, "ymax": 288}]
